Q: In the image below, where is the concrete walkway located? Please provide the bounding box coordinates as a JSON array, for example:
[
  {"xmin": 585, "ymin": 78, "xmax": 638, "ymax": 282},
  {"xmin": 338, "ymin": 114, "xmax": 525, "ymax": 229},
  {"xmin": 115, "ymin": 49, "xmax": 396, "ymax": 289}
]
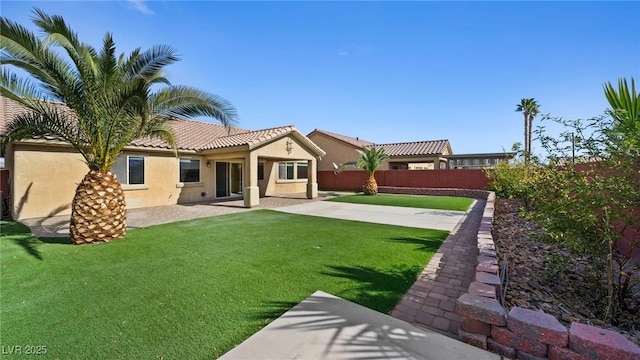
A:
[
  {"xmin": 220, "ymin": 291, "xmax": 498, "ymax": 360},
  {"xmin": 20, "ymin": 192, "xmax": 341, "ymax": 237},
  {"xmin": 391, "ymin": 199, "xmax": 485, "ymax": 339},
  {"xmin": 273, "ymin": 201, "xmax": 466, "ymax": 231}
]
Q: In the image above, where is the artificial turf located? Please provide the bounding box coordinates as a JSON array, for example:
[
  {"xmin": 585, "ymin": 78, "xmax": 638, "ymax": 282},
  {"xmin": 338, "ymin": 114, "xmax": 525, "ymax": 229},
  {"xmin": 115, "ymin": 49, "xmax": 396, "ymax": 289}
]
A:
[
  {"xmin": 326, "ymin": 193, "xmax": 473, "ymax": 211},
  {"xmin": 0, "ymin": 210, "xmax": 447, "ymax": 359}
]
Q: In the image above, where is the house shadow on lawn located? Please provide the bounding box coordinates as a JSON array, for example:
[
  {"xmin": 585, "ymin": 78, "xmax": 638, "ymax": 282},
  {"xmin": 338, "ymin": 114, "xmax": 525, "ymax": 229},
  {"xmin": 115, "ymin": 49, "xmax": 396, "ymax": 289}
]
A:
[{"xmin": 1, "ymin": 221, "xmax": 71, "ymax": 260}]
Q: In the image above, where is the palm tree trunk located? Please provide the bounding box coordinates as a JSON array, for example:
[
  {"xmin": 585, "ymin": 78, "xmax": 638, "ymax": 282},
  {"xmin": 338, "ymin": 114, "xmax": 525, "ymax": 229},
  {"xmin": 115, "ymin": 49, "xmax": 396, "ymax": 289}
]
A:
[
  {"xmin": 528, "ymin": 116, "xmax": 534, "ymax": 157},
  {"xmin": 524, "ymin": 112, "xmax": 530, "ymax": 161},
  {"xmin": 70, "ymin": 170, "xmax": 127, "ymax": 244},
  {"xmin": 363, "ymin": 175, "xmax": 378, "ymax": 195}
]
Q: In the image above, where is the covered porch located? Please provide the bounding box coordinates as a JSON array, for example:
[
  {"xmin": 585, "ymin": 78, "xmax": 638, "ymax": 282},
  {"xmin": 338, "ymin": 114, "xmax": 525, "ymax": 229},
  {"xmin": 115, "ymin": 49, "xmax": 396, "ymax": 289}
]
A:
[{"xmin": 200, "ymin": 126, "xmax": 325, "ymax": 208}]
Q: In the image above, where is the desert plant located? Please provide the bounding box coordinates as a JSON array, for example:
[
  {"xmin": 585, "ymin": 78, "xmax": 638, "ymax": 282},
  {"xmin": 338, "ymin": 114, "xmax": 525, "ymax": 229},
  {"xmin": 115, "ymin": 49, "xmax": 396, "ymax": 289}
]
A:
[{"xmin": 531, "ymin": 111, "xmax": 640, "ymax": 323}]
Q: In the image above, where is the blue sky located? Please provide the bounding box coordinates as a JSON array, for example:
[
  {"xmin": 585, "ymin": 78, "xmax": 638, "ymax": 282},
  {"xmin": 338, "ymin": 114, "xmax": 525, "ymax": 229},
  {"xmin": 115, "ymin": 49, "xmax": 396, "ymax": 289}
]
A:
[{"xmin": 2, "ymin": 1, "xmax": 639, "ymax": 154}]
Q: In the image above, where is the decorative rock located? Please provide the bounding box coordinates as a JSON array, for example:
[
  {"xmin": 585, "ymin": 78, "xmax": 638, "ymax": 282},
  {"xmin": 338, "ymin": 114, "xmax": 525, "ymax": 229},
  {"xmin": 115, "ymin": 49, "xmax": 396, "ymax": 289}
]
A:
[
  {"xmin": 456, "ymin": 294, "xmax": 507, "ymax": 326},
  {"xmin": 487, "ymin": 338, "xmax": 516, "ymax": 358},
  {"xmin": 507, "ymin": 307, "xmax": 568, "ymax": 347},
  {"xmin": 549, "ymin": 346, "xmax": 589, "ymax": 360},
  {"xmin": 569, "ymin": 322, "xmax": 640, "ymax": 360},
  {"xmin": 469, "ymin": 281, "xmax": 497, "ymax": 299},
  {"xmin": 459, "ymin": 329, "xmax": 488, "ymax": 350}
]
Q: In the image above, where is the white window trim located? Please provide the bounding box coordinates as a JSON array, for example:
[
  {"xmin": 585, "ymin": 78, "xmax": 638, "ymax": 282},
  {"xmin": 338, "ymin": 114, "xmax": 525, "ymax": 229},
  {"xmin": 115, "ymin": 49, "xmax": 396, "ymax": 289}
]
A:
[
  {"xmin": 114, "ymin": 155, "xmax": 146, "ymax": 188},
  {"xmin": 277, "ymin": 161, "xmax": 309, "ymax": 183}
]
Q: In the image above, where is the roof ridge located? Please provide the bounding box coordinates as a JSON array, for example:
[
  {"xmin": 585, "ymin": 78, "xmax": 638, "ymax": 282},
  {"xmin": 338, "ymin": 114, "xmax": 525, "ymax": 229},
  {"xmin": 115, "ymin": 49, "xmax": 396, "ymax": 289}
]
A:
[{"xmin": 378, "ymin": 139, "xmax": 449, "ymax": 146}]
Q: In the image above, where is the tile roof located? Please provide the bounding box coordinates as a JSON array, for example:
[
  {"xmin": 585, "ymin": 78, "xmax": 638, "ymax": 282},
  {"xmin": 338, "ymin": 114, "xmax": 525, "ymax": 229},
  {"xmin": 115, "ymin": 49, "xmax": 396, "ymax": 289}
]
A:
[
  {"xmin": 377, "ymin": 140, "xmax": 450, "ymax": 157},
  {"xmin": 309, "ymin": 128, "xmax": 450, "ymax": 157},
  {"xmin": 1, "ymin": 97, "xmax": 324, "ymax": 156},
  {"xmin": 309, "ymin": 129, "xmax": 374, "ymax": 148}
]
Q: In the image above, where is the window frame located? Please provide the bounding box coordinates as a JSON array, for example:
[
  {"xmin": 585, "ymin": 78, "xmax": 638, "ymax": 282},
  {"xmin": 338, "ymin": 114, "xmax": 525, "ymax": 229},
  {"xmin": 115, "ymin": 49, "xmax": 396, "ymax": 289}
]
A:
[
  {"xmin": 179, "ymin": 158, "xmax": 201, "ymax": 183},
  {"xmin": 277, "ymin": 161, "xmax": 308, "ymax": 182},
  {"xmin": 113, "ymin": 155, "xmax": 146, "ymax": 186}
]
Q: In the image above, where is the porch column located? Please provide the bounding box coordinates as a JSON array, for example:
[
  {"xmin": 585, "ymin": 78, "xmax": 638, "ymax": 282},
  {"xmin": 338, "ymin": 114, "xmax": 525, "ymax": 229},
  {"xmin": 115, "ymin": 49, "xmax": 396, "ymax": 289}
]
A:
[
  {"xmin": 307, "ymin": 159, "xmax": 318, "ymax": 199},
  {"xmin": 244, "ymin": 152, "xmax": 259, "ymax": 207}
]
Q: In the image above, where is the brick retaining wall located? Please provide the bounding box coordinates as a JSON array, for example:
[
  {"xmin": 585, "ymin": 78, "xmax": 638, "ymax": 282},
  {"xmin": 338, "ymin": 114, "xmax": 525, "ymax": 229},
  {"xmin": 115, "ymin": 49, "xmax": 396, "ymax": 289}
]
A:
[
  {"xmin": 378, "ymin": 186, "xmax": 490, "ymax": 200},
  {"xmin": 455, "ymin": 192, "xmax": 640, "ymax": 360}
]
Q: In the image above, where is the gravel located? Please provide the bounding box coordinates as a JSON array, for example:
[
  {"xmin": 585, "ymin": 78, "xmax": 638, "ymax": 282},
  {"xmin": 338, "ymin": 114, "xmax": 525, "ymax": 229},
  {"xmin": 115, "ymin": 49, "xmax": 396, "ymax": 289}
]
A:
[{"xmin": 492, "ymin": 198, "xmax": 640, "ymax": 346}]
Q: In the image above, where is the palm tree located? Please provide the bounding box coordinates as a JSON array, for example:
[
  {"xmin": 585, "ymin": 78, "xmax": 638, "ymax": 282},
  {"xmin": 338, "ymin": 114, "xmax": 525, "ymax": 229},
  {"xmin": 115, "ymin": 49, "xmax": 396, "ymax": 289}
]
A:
[
  {"xmin": 1, "ymin": 9, "xmax": 237, "ymax": 244},
  {"xmin": 357, "ymin": 146, "xmax": 389, "ymax": 195},
  {"xmin": 516, "ymin": 98, "xmax": 540, "ymax": 161},
  {"xmin": 603, "ymin": 77, "xmax": 639, "ymax": 152}
]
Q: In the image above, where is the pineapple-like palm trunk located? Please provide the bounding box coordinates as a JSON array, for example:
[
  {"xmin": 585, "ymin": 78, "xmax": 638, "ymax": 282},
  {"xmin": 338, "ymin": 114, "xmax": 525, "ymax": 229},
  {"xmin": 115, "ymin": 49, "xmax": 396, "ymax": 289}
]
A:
[
  {"xmin": 363, "ymin": 175, "xmax": 378, "ymax": 195},
  {"xmin": 70, "ymin": 170, "xmax": 127, "ymax": 244}
]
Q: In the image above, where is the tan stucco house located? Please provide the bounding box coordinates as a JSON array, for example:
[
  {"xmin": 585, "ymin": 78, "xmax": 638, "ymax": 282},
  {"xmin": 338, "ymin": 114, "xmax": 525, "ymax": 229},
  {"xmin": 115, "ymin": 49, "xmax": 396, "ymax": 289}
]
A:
[
  {"xmin": 307, "ymin": 129, "xmax": 452, "ymax": 171},
  {"xmin": 1, "ymin": 97, "xmax": 325, "ymax": 220}
]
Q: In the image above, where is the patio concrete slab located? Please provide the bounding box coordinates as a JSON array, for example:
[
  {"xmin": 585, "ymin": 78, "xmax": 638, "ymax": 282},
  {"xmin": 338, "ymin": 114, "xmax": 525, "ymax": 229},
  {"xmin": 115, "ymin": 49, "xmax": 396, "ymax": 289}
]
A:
[
  {"xmin": 273, "ymin": 201, "xmax": 468, "ymax": 231},
  {"xmin": 220, "ymin": 290, "xmax": 498, "ymax": 360}
]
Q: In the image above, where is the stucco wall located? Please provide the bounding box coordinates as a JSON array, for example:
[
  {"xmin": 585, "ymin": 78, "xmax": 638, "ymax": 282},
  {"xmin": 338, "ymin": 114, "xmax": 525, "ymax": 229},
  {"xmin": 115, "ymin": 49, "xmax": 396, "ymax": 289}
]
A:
[
  {"xmin": 8, "ymin": 133, "xmax": 321, "ymax": 219},
  {"xmin": 10, "ymin": 143, "xmax": 87, "ymax": 220},
  {"xmin": 307, "ymin": 132, "xmax": 360, "ymax": 171},
  {"xmin": 9, "ymin": 143, "xmax": 218, "ymax": 220}
]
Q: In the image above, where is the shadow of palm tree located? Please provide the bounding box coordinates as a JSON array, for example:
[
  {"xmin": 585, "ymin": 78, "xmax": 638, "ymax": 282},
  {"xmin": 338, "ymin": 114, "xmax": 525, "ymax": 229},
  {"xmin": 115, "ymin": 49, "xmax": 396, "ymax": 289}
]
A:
[
  {"xmin": 247, "ymin": 292, "xmax": 477, "ymax": 360},
  {"xmin": 1, "ymin": 221, "xmax": 71, "ymax": 260},
  {"xmin": 388, "ymin": 235, "xmax": 445, "ymax": 252},
  {"xmin": 321, "ymin": 264, "xmax": 422, "ymax": 313}
]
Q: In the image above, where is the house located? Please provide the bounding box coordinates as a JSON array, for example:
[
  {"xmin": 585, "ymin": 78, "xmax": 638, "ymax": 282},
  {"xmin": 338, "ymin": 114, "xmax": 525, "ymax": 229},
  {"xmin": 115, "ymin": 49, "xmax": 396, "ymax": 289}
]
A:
[
  {"xmin": 307, "ymin": 129, "xmax": 452, "ymax": 171},
  {"xmin": 0, "ymin": 97, "xmax": 325, "ymax": 220},
  {"xmin": 445, "ymin": 153, "xmax": 516, "ymax": 169},
  {"xmin": 308, "ymin": 129, "xmax": 514, "ymax": 171}
]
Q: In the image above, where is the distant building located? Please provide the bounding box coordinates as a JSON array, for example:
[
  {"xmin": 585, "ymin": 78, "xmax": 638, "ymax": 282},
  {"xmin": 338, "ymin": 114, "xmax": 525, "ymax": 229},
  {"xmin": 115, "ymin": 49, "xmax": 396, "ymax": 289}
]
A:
[
  {"xmin": 307, "ymin": 129, "xmax": 452, "ymax": 171},
  {"xmin": 445, "ymin": 153, "xmax": 516, "ymax": 169}
]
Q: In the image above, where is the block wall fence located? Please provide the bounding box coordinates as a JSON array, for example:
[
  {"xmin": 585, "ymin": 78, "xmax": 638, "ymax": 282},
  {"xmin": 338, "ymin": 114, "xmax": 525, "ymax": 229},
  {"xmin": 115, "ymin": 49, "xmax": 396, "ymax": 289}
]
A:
[
  {"xmin": 454, "ymin": 192, "xmax": 640, "ymax": 360},
  {"xmin": 317, "ymin": 169, "xmax": 490, "ymax": 191}
]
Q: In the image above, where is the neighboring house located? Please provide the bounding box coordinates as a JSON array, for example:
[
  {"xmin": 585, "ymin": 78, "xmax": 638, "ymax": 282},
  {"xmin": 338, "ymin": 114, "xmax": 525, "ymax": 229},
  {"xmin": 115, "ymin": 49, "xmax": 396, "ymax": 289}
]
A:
[
  {"xmin": 1, "ymin": 97, "xmax": 325, "ymax": 220},
  {"xmin": 445, "ymin": 153, "xmax": 516, "ymax": 169},
  {"xmin": 307, "ymin": 129, "xmax": 452, "ymax": 171}
]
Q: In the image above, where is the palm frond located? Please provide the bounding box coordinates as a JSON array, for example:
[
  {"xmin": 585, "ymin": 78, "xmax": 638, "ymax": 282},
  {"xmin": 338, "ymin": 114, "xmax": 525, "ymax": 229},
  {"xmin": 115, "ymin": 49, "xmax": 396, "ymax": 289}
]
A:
[
  {"xmin": 150, "ymin": 86, "xmax": 239, "ymax": 127},
  {"xmin": 127, "ymin": 44, "xmax": 179, "ymax": 81}
]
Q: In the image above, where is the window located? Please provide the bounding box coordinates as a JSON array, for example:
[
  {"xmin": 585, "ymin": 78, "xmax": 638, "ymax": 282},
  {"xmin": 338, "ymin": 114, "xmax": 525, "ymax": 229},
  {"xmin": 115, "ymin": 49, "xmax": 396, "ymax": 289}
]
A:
[
  {"xmin": 258, "ymin": 163, "xmax": 265, "ymax": 181},
  {"xmin": 278, "ymin": 162, "xmax": 307, "ymax": 180},
  {"xmin": 297, "ymin": 162, "xmax": 308, "ymax": 179},
  {"xmin": 180, "ymin": 159, "xmax": 200, "ymax": 183},
  {"xmin": 278, "ymin": 162, "xmax": 294, "ymax": 180},
  {"xmin": 113, "ymin": 155, "xmax": 145, "ymax": 185}
]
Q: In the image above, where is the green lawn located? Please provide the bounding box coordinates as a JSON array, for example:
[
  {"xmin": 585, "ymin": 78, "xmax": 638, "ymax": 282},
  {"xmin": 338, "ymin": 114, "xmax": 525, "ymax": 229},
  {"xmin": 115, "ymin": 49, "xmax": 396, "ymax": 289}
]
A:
[
  {"xmin": 327, "ymin": 193, "xmax": 473, "ymax": 211},
  {"xmin": 0, "ymin": 211, "xmax": 447, "ymax": 359}
]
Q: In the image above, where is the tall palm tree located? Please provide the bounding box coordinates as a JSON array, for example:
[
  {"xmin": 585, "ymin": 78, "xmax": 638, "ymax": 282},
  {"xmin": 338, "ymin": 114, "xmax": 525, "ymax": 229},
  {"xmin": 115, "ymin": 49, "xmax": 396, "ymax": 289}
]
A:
[
  {"xmin": 603, "ymin": 77, "xmax": 639, "ymax": 152},
  {"xmin": 516, "ymin": 98, "xmax": 540, "ymax": 160},
  {"xmin": 1, "ymin": 9, "xmax": 237, "ymax": 244},
  {"xmin": 357, "ymin": 146, "xmax": 389, "ymax": 195}
]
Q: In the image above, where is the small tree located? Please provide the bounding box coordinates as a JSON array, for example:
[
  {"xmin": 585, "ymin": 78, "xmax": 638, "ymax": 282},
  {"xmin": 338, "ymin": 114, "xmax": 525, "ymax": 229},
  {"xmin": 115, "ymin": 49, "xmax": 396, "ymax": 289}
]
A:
[
  {"xmin": 531, "ymin": 112, "xmax": 639, "ymax": 323},
  {"xmin": 357, "ymin": 146, "xmax": 389, "ymax": 195},
  {"xmin": 485, "ymin": 144, "xmax": 540, "ymax": 211}
]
